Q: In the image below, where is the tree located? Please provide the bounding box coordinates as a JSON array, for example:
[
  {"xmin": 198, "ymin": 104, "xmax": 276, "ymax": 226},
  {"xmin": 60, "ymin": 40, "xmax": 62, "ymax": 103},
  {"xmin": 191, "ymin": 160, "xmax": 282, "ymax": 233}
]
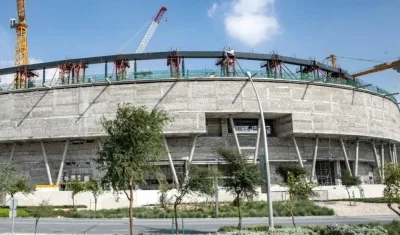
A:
[
  {"xmin": 0, "ymin": 165, "xmax": 33, "ymax": 199},
  {"xmin": 66, "ymin": 179, "xmax": 86, "ymax": 208},
  {"xmin": 383, "ymin": 163, "xmax": 400, "ymax": 216},
  {"xmin": 158, "ymin": 183, "xmax": 173, "ymax": 209},
  {"xmin": 95, "ymin": 104, "xmax": 172, "ymax": 235},
  {"xmin": 275, "ymin": 164, "xmax": 308, "ymax": 183},
  {"xmin": 283, "ymin": 172, "xmax": 317, "ymax": 227},
  {"xmin": 217, "ymin": 148, "xmax": 263, "ymax": 230},
  {"xmin": 172, "ymin": 165, "xmax": 217, "ymax": 235},
  {"xmin": 341, "ymin": 170, "xmax": 362, "ymax": 205},
  {"xmin": 30, "ymin": 199, "xmax": 53, "ymax": 235},
  {"xmin": 85, "ymin": 179, "xmax": 104, "ymax": 212}
]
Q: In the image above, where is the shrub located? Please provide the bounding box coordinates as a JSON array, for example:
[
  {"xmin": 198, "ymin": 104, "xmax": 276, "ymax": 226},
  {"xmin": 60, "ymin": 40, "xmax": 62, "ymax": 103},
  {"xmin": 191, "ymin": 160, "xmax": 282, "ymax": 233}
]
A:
[
  {"xmin": 275, "ymin": 164, "xmax": 308, "ymax": 183},
  {"xmin": 0, "ymin": 208, "xmax": 29, "ymax": 217},
  {"xmin": 327, "ymin": 224, "xmax": 388, "ymax": 235}
]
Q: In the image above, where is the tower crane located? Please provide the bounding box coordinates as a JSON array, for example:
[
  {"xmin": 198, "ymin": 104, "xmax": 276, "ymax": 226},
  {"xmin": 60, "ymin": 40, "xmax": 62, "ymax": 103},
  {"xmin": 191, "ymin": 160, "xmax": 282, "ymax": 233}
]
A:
[
  {"xmin": 10, "ymin": 0, "xmax": 32, "ymax": 89},
  {"xmin": 326, "ymin": 54, "xmax": 400, "ymax": 78}
]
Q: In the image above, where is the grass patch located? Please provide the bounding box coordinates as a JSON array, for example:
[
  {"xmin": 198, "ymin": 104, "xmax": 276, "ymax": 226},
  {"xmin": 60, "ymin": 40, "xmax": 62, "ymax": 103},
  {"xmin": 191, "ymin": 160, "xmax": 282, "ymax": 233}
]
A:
[{"xmin": 0, "ymin": 201, "xmax": 334, "ymax": 218}]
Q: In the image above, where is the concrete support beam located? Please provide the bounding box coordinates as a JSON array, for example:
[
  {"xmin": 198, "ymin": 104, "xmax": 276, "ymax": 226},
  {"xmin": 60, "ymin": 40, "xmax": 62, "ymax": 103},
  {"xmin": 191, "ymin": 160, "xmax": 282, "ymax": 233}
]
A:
[
  {"xmin": 394, "ymin": 144, "xmax": 398, "ymax": 164},
  {"xmin": 340, "ymin": 138, "xmax": 352, "ymax": 176},
  {"xmin": 372, "ymin": 141, "xmax": 382, "ymax": 180},
  {"xmin": 253, "ymin": 118, "xmax": 262, "ymax": 164},
  {"xmin": 9, "ymin": 143, "xmax": 16, "ymax": 163},
  {"xmin": 188, "ymin": 135, "xmax": 198, "ymax": 164},
  {"xmin": 229, "ymin": 116, "xmax": 241, "ymax": 154},
  {"xmin": 389, "ymin": 144, "xmax": 394, "ymax": 163},
  {"xmin": 292, "ymin": 136, "xmax": 304, "ymax": 168},
  {"xmin": 56, "ymin": 140, "xmax": 69, "ymax": 185},
  {"xmin": 381, "ymin": 141, "xmax": 385, "ymax": 181},
  {"xmin": 163, "ymin": 136, "xmax": 179, "ymax": 189},
  {"xmin": 355, "ymin": 139, "xmax": 359, "ymax": 176},
  {"xmin": 311, "ymin": 136, "xmax": 319, "ymax": 182},
  {"xmin": 40, "ymin": 141, "xmax": 53, "ymax": 185}
]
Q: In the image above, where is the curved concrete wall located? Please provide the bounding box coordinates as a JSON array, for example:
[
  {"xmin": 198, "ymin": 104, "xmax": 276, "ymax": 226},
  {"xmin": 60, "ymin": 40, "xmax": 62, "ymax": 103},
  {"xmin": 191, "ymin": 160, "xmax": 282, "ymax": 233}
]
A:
[{"xmin": 0, "ymin": 78, "xmax": 399, "ymax": 142}]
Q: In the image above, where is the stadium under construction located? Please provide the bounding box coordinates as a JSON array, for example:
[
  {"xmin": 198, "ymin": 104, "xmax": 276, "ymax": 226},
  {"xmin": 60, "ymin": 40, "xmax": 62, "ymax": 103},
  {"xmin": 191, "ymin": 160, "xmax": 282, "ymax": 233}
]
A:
[{"xmin": 0, "ymin": 49, "xmax": 399, "ymax": 190}]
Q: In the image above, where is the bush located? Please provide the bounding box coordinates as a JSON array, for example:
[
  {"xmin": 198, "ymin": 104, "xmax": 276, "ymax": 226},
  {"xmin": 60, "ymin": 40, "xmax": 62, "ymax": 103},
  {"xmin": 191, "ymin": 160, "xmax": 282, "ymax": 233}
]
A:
[
  {"xmin": 275, "ymin": 164, "xmax": 308, "ymax": 183},
  {"xmin": 383, "ymin": 221, "xmax": 400, "ymax": 235},
  {"xmin": 0, "ymin": 208, "xmax": 29, "ymax": 217},
  {"xmin": 327, "ymin": 224, "xmax": 388, "ymax": 235}
]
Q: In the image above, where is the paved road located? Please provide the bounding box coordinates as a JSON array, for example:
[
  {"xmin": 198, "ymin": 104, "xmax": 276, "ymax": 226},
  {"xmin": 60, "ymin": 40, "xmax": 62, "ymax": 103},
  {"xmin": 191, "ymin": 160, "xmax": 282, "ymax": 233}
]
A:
[{"xmin": 0, "ymin": 216, "xmax": 398, "ymax": 234}]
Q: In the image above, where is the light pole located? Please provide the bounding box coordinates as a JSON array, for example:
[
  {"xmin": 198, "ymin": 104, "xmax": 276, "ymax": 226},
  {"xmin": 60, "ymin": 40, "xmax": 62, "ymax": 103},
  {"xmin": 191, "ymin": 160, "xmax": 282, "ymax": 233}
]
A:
[{"xmin": 245, "ymin": 71, "xmax": 274, "ymax": 230}]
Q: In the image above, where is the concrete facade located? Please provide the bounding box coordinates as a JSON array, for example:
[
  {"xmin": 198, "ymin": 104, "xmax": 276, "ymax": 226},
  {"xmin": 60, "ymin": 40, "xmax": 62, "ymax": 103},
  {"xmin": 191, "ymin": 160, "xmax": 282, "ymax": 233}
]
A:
[{"xmin": 0, "ymin": 78, "xmax": 399, "ymax": 187}]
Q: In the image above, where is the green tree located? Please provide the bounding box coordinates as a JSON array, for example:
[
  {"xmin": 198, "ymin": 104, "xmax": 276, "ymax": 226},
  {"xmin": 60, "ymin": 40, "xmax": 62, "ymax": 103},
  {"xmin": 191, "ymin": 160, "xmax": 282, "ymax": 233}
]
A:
[
  {"xmin": 85, "ymin": 179, "xmax": 104, "ymax": 212},
  {"xmin": 275, "ymin": 164, "xmax": 308, "ymax": 183},
  {"xmin": 31, "ymin": 199, "xmax": 53, "ymax": 235},
  {"xmin": 95, "ymin": 104, "xmax": 172, "ymax": 235},
  {"xmin": 0, "ymin": 165, "xmax": 33, "ymax": 199},
  {"xmin": 283, "ymin": 172, "xmax": 317, "ymax": 227},
  {"xmin": 383, "ymin": 163, "xmax": 400, "ymax": 216},
  {"xmin": 158, "ymin": 183, "xmax": 173, "ymax": 209},
  {"xmin": 172, "ymin": 165, "xmax": 217, "ymax": 235},
  {"xmin": 66, "ymin": 179, "xmax": 86, "ymax": 208},
  {"xmin": 217, "ymin": 148, "xmax": 263, "ymax": 230},
  {"xmin": 341, "ymin": 170, "xmax": 362, "ymax": 205}
]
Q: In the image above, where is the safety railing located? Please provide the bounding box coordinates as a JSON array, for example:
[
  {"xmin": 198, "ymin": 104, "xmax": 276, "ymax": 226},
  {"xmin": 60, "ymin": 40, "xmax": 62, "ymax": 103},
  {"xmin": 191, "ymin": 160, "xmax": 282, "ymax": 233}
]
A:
[{"xmin": 0, "ymin": 69, "xmax": 397, "ymax": 102}]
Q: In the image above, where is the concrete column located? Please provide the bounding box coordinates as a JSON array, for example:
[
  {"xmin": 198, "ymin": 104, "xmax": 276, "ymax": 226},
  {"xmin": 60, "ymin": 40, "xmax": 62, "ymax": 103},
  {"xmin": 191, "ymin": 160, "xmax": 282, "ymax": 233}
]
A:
[
  {"xmin": 40, "ymin": 141, "xmax": 53, "ymax": 185},
  {"xmin": 292, "ymin": 136, "xmax": 304, "ymax": 168},
  {"xmin": 229, "ymin": 116, "xmax": 241, "ymax": 154},
  {"xmin": 188, "ymin": 135, "xmax": 198, "ymax": 164},
  {"xmin": 334, "ymin": 160, "xmax": 342, "ymax": 185},
  {"xmin": 355, "ymin": 139, "xmax": 359, "ymax": 176},
  {"xmin": 253, "ymin": 118, "xmax": 261, "ymax": 164},
  {"xmin": 163, "ymin": 136, "xmax": 179, "ymax": 189},
  {"xmin": 372, "ymin": 141, "xmax": 382, "ymax": 180},
  {"xmin": 394, "ymin": 144, "xmax": 398, "ymax": 164},
  {"xmin": 56, "ymin": 140, "xmax": 69, "ymax": 185},
  {"xmin": 9, "ymin": 143, "xmax": 16, "ymax": 163},
  {"xmin": 381, "ymin": 141, "xmax": 385, "ymax": 181},
  {"xmin": 389, "ymin": 144, "xmax": 394, "ymax": 163},
  {"xmin": 340, "ymin": 138, "xmax": 352, "ymax": 176},
  {"xmin": 311, "ymin": 136, "xmax": 319, "ymax": 182}
]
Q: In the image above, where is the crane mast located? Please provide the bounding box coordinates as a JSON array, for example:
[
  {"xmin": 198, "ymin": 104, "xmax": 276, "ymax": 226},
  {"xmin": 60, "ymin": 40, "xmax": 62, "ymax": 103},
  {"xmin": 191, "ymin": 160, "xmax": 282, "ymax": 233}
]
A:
[{"xmin": 10, "ymin": 0, "xmax": 29, "ymax": 89}]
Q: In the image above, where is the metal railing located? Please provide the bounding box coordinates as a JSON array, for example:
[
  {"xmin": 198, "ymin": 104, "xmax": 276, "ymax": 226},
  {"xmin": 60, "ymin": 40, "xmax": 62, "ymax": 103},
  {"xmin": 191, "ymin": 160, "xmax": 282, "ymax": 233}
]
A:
[{"xmin": 0, "ymin": 69, "xmax": 397, "ymax": 102}]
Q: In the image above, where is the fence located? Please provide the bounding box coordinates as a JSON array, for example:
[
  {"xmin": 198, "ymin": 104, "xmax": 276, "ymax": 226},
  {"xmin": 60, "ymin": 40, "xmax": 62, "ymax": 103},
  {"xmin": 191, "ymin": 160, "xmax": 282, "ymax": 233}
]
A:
[{"xmin": 0, "ymin": 69, "xmax": 397, "ymax": 103}]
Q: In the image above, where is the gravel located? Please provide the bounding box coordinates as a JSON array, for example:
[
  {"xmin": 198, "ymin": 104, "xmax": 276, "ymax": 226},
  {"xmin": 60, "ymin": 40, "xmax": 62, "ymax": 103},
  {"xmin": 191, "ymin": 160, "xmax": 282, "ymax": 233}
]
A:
[{"xmin": 316, "ymin": 201, "xmax": 398, "ymax": 216}]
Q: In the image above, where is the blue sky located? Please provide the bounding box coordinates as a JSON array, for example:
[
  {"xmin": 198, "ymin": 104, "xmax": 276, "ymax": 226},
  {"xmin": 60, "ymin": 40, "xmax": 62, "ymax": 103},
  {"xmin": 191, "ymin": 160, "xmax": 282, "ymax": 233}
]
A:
[{"xmin": 0, "ymin": 0, "xmax": 399, "ymax": 95}]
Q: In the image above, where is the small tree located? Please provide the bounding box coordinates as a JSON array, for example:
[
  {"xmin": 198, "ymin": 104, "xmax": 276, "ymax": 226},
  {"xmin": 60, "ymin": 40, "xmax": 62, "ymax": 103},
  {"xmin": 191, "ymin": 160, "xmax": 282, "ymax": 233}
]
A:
[
  {"xmin": 158, "ymin": 183, "xmax": 173, "ymax": 209},
  {"xmin": 0, "ymin": 165, "xmax": 33, "ymax": 199},
  {"xmin": 275, "ymin": 164, "xmax": 308, "ymax": 183},
  {"xmin": 85, "ymin": 179, "xmax": 104, "ymax": 212},
  {"xmin": 217, "ymin": 148, "xmax": 263, "ymax": 230},
  {"xmin": 172, "ymin": 165, "xmax": 217, "ymax": 235},
  {"xmin": 31, "ymin": 199, "xmax": 53, "ymax": 235},
  {"xmin": 66, "ymin": 179, "xmax": 86, "ymax": 208},
  {"xmin": 341, "ymin": 170, "xmax": 361, "ymax": 205},
  {"xmin": 95, "ymin": 104, "xmax": 172, "ymax": 235},
  {"xmin": 283, "ymin": 172, "xmax": 317, "ymax": 227},
  {"xmin": 383, "ymin": 163, "xmax": 400, "ymax": 216}
]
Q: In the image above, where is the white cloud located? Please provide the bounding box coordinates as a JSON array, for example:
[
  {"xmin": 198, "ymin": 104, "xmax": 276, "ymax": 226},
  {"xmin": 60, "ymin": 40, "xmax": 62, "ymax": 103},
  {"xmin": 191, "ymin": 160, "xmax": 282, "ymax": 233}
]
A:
[
  {"xmin": 207, "ymin": 3, "xmax": 219, "ymax": 19},
  {"xmin": 224, "ymin": 0, "xmax": 280, "ymax": 47}
]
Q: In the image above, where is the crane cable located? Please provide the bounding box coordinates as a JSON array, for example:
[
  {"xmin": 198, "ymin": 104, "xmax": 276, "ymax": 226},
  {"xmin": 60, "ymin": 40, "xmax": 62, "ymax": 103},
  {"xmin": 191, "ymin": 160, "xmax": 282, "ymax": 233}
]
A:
[{"xmin": 117, "ymin": 20, "xmax": 151, "ymax": 54}]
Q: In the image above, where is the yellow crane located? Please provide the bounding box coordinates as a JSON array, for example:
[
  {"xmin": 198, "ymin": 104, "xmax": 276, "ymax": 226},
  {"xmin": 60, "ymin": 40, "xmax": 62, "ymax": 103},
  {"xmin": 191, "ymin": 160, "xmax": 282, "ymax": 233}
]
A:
[
  {"xmin": 326, "ymin": 54, "xmax": 400, "ymax": 78},
  {"xmin": 10, "ymin": 0, "xmax": 29, "ymax": 89}
]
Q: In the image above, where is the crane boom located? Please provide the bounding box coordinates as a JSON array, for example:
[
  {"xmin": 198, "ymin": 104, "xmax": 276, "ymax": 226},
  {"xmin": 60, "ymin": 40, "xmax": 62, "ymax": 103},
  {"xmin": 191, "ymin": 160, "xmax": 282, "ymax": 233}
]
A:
[
  {"xmin": 352, "ymin": 59, "xmax": 400, "ymax": 77},
  {"xmin": 135, "ymin": 7, "xmax": 167, "ymax": 53}
]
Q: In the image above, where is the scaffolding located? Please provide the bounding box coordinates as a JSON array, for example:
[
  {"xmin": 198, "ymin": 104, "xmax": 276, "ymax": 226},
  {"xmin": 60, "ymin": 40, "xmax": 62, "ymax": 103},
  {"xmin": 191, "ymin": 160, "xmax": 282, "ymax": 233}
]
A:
[
  {"xmin": 261, "ymin": 52, "xmax": 283, "ymax": 78},
  {"xmin": 72, "ymin": 62, "xmax": 88, "ymax": 84},
  {"xmin": 114, "ymin": 57, "xmax": 130, "ymax": 81},
  {"xmin": 215, "ymin": 48, "xmax": 236, "ymax": 77},
  {"xmin": 58, "ymin": 62, "xmax": 73, "ymax": 85},
  {"xmin": 167, "ymin": 50, "xmax": 180, "ymax": 78},
  {"xmin": 14, "ymin": 68, "xmax": 38, "ymax": 89}
]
